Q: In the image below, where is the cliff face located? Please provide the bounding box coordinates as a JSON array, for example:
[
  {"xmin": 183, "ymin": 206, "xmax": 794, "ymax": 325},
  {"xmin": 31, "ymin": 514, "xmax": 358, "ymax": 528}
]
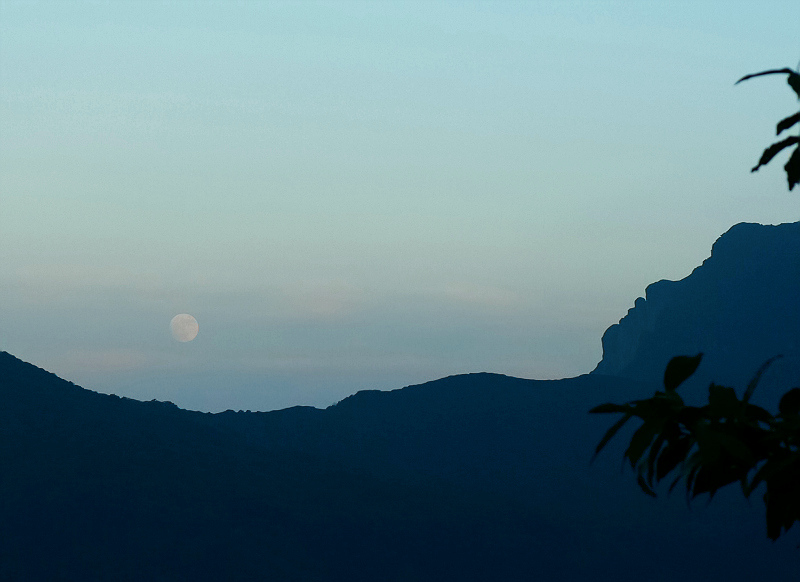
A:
[{"xmin": 592, "ymin": 221, "xmax": 800, "ymax": 396}]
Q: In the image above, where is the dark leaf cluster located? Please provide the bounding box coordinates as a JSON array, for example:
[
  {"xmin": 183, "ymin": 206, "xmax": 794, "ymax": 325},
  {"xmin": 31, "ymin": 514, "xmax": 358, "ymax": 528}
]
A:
[
  {"xmin": 736, "ymin": 68, "xmax": 800, "ymax": 190},
  {"xmin": 591, "ymin": 354, "xmax": 800, "ymax": 541}
]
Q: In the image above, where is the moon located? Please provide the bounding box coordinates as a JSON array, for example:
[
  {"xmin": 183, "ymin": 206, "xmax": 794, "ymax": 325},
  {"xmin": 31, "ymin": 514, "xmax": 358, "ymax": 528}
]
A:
[{"xmin": 170, "ymin": 314, "xmax": 199, "ymax": 342}]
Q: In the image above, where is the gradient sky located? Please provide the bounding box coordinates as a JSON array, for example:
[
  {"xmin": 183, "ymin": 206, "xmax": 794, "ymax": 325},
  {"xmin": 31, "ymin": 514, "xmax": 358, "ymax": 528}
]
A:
[{"xmin": 2, "ymin": 1, "xmax": 799, "ymax": 412}]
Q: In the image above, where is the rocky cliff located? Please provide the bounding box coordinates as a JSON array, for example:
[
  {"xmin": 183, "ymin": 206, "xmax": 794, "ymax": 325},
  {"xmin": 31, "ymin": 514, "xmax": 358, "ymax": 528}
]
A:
[{"xmin": 592, "ymin": 221, "xmax": 800, "ymax": 399}]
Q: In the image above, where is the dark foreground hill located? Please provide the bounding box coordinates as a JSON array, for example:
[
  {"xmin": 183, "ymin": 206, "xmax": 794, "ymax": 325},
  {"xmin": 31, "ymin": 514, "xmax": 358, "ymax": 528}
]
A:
[{"xmin": 1, "ymin": 351, "xmax": 797, "ymax": 581}]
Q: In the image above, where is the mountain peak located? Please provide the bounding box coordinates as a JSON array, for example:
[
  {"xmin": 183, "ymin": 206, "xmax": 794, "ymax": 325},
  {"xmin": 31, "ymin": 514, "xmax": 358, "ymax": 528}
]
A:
[{"xmin": 592, "ymin": 221, "xmax": 800, "ymax": 397}]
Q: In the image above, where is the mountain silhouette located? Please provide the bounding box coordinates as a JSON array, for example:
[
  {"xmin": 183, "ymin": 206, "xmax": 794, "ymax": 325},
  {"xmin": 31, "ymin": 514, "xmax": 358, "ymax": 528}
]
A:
[
  {"xmin": 2, "ymin": 354, "xmax": 797, "ymax": 580},
  {"xmin": 593, "ymin": 221, "xmax": 800, "ymax": 404},
  {"xmin": 2, "ymin": 222, "xmax": 799, "ymax": 580}
]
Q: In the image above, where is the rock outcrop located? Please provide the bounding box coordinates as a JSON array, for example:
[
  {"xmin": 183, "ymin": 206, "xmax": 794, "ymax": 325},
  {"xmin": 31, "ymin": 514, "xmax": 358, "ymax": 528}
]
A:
[{"xmin": 592, "ymin": 221, "xmax": 800, "ymax": 398}]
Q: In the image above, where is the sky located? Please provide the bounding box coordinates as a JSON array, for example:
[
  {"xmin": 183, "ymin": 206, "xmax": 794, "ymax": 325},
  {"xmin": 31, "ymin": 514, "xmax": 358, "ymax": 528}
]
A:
[{"xmin": 1, "ymin": 1, "xmax": 799, "ymax": 412}]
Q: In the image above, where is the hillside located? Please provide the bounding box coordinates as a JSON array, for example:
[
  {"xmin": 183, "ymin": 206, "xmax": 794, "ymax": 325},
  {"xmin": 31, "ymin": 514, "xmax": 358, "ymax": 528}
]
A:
[
  {"xmin": 3, "ymin": 220, "xmax": 800, "ymax": 581},
  {"xmin": 1, "ymin": 351, "xmax": 796, "ymax": 580}
]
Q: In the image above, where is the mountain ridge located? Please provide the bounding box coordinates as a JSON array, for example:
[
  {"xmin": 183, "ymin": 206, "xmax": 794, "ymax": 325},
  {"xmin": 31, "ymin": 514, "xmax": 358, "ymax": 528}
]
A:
[
  {"xmin": 3, "ymin": 221, "xmax": 800, "ymax": 579},
  {"xmin": 592, "ymin": 220, "xmax": 800, "ymax": 398},
  {"xmin": 1, "ymin": 349, "xmax": 796, "ymax": 580}
]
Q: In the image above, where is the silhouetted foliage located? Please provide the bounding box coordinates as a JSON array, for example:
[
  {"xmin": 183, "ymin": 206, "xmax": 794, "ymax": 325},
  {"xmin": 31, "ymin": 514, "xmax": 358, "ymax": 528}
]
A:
[
  {"xmin": 736, "ymin": 66, "xmax": 800, "ymax": 190},
  {"xmin": 591, "ymin": 354, "xmax": 800, "ymax": 541}
]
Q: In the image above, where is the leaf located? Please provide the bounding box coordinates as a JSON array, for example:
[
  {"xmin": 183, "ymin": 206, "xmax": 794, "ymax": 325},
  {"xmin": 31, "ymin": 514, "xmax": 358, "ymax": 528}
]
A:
[
  {"xmin": 778, "ymin": 388, "xmax": 800, "ymax": 417},
  {"xmin": 675, "ymin": 405, "xmax": 706, "ymax": 427},
  {"xmin": 743, "ymin": 355, "xmax": 783, "ymax": 403},
  {"xmin": 742, "ymin": 402, "xmax": 775, "ymax": 424},
  {"xmin": 646, "ymin": 432, "xmax": 669, "ymax": 485},
  {"xmin": 631, "ymin": 394, "xmax": 683, "ymax": 421},
  {"xmin": 685, "ymin": 462, "xmax": 701, "ymax": 500},
  {"xmin": 751, "ymin": 137, "xmax": 800, "ymax": 173},
  {"xmin": 767, "ymin": 493, "xmax": 783, "ymax": 540},
  {"xmin": 656, "ymin": 436, "xmax": 694, "ymax": 482},
  {"xmin": 668, "ymin": 473, "xmax": 683, "ymax": 494},
  {"xmin": 735, "ymin": 68, "xmax": 796, "ymax": 85},
  {"xmin": 589, "ymin": 402, "xmax": 631, "ymax": 414},
  {"xmin": 592, "ymin": 413, "xmax": 633, "ymax": 462},
  {"xmin": 710, "ymin": 429, "xmax": 755, "ymax": 466},
  {"xmin": 658, "ymin": 389, "xmax": 684, "ymax": 406},
  {"xmin": 625, "ymin": 423, "xmax": 658, "ymax": 468},
  {"xmin": 736, "ymin": 69, "xmax": 800, "ymax": 98},
  {"xmin": 691, "ymin": 467, "xmax": 716, "ymax": 498},
  {"xmin": 785, "ymin": 146, "xmax": 800, "ymax": 191},
  {"xmin": 776, "ymin": 111, "xmax": 800, "ymax": 135},
  {"xmin": 707, "ymin": 384, "xmax": 741, "ymax": 418},
  {"xmin": 747, "ymin": 461, "xmax": 773, "ymax": 496},
  {"xmin": 789, "ymin": 72, "xmax": 800, "ymax": 99},
  {"xmin": 637, "ymin": 468, "xmax": 657, "ymax": 498},
  {"xmin": 663, "ymin": 354, "xmax": 703, "ymax": 391}
]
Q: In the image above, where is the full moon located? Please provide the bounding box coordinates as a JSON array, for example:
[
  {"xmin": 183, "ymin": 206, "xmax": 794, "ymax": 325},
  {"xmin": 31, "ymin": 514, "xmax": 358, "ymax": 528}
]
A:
[{"xmin": 170, "ymin": 314, "xmax": 199, "ymax": 342}]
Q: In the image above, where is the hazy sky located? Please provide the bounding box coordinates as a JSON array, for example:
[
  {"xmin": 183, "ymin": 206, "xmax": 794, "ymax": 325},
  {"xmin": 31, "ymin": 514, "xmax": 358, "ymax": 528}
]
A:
[{"xmin": 2, "ymin": 1, "xmax": 799, "ymax": 412}]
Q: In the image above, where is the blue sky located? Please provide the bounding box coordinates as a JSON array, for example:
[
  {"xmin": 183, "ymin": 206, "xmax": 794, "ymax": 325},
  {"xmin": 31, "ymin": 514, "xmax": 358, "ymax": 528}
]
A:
[{"xmin": 1, "ymin": 1, "xmax": 799, "ymax": 411}]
